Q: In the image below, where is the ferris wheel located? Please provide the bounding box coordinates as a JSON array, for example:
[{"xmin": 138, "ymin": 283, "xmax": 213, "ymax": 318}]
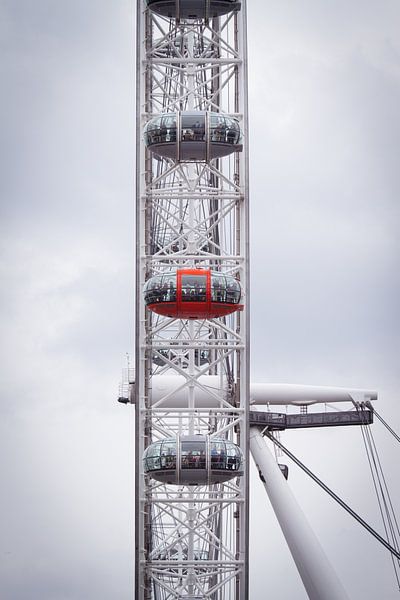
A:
[
  {"xmin": 134, "ymin": 1, "xmax": 249, "ymax": 596},
  {"xmin": 118, "ymin": 1, "xmax": 399, "ymax": 598}
]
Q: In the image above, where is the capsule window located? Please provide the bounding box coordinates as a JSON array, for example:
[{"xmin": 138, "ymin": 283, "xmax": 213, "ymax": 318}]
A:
[
  {"xmin": 226, "ymin": 442, "xmax": 241, "ymax": 470},
  {"xmin": 181, "ymin": 440, "xmax": 206, "ymax": 469},
  {"xmin": 181, "ymin": 275, "xmax": 207, "ymax": 302},
  {"xmin": 144, "ymin": 117, "xmax": 162, "ymax": 145},
  {"xmin": 211, "ymin": 441, "xmax": 227, "ymax": 470},
  {"xmin": 211, "ymin": 274, "xmax": 227, "ymax": 302},
  {"xmin": 226, "ymin": 279, "xmax": 241, "ymax": 304},
  {"xmin": 156, "ymin": 275, "xmax": 173, "ymax": 303},
  {"xmin": 162, "ymin": 275, "xmax": 176, "ymax": 301},
  {"xmin": 161, "ymin": 115, "xmax": 177, "ymax": 142},
  {"xmin": 210, "ymin": 115, "xmax": 227, "ymax": 142},
  {"xmin": 160, "ymin": 440, "xmax": 177, "ymax": 470},
  {"xmin": 144, "ymin": 275, "xmax": 163, "ymax": 304},
  {"xmin": 224, "ymin": 117, "xmax": 240, "ymax": 144},
  {"xmin": 181, "ymin": 114, "xmax": 205, "ymax": 142},
  {"xmin": 144, "ymin": 442, "xmax": 162, "ymax": 471},
  {"xmin": 147, "ymin": 117, "xmax": 162, "ymax": 131},
  {"xmin": 162, "ymin": 115, "xmax": 176, "ymax": 129}
]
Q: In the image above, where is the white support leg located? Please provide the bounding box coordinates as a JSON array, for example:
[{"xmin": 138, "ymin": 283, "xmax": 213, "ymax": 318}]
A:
[{"xmin": 249, "ymin": 427, "xmax": 349, "ymax": 600}]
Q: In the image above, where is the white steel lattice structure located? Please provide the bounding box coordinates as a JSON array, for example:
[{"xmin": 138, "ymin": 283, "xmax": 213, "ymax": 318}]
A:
[{"xmin": 134, "ymin": 1, "xmax": 250, "ymax": 599}]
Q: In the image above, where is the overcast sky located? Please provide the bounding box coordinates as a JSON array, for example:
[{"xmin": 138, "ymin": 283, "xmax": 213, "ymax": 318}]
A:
[{"xmin": 1, "ymin": 1, "xmax": 399, "ymax": 598}]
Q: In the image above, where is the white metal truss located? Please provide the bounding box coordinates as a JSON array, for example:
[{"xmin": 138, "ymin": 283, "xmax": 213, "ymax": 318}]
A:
[{"xmin": 135, "ymin": 3, "xmax": 249, "ymax": 599}]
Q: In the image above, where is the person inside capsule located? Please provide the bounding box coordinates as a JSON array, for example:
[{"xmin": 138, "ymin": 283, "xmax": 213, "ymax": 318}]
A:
[{"xmin": 181, "ymin": 274, "xmax": 206, "ymax": 303}]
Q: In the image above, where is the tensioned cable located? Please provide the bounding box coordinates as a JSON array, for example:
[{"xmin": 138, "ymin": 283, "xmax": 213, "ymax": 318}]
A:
[
  {"xmin": 263, "ymin": 429, "xmax": 400, "ymax": 561},
  {"xmin": 371, "ymin": 406, "xmax": 400, "ymax": 445},
  {"xmin": 359, "ymin": 406, "xmax": 400, "ymax": 541},
  {"xmin": 356, "ymin": 406, "xmax": 400, "ymax": 588},
  {"xmin": 357, "ymin": 406, "xmax": 396, "ymax": 537}
]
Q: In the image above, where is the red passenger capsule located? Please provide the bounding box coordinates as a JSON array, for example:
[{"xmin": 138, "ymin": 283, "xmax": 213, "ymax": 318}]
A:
[{"xmin": 143, "ymin": 269, "xmax": 242, "ymax": 319}]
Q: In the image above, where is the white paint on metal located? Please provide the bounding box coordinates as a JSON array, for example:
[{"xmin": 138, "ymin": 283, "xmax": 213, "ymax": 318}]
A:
[
  {"xmin": 250, "ymin": 427, "xmax": 350, "ymax": 600},
  {"xmin": 249, "ymin": 382, "xmax": 377, "ymax": 406},
  {"xmin": 132, "ymin": 374, "xmax": 376, "ymax": 406}
]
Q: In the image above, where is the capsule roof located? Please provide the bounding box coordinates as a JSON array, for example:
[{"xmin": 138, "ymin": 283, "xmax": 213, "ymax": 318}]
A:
[
  {"xmin": 144, "ymin": 268, "xmax": 242, "ymax": 319},
  {"xmin": 146, "ymin": 0, "xmax": 241, "ymax": 19},
  {"xmin": 143, "ymin": 435, "xmax": 244, "ymax": 485},
  {"xmin": 144, "ymin": 111, "xmax": 242, "ymax": 161}
]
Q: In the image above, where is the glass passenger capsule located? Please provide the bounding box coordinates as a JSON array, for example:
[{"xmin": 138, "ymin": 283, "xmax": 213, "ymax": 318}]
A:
[
  {"xmin": 144, "ymin": 111, "xmax": 242, "ymax": 161},
  {"xmin": 143, "ymin": 268, "xmax": 242, "ymax": 319},
  {"xmin": 143, "ymin": 435, "xmax": 244, "ymax": 485},
  {"xmin": 146, "ymin": 0, "xmax": 241, "ymax": 19}
]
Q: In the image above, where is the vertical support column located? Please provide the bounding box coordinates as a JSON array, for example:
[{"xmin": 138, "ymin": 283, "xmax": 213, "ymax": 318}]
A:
[
  {"xmin": 249, "ymin": 427, "xmax": 349, "ymax": 600},
  {"xmin": 237, "ymin": 4, "xmax": 250, "ymax": 597},
  {"xmin": 135, "ymin": 1, "xmax": 150, "ymax": 597}
]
